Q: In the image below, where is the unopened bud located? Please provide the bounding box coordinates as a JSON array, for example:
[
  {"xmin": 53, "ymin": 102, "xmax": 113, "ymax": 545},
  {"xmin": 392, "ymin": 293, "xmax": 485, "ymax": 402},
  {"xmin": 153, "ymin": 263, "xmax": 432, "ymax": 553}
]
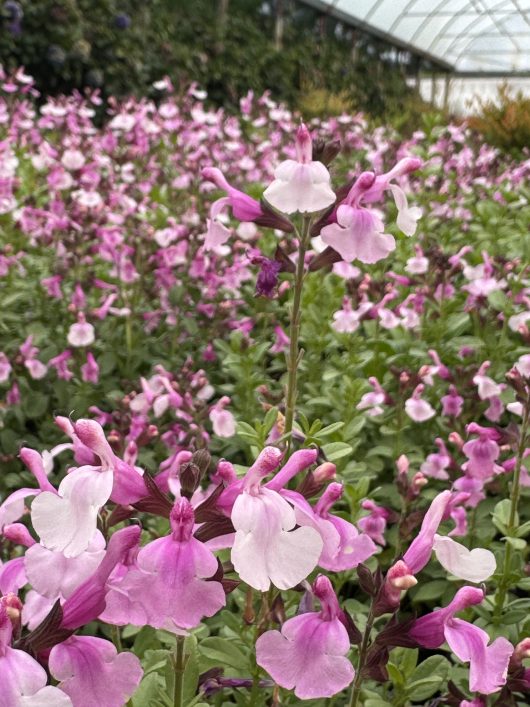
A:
[
  {"xmin": 396, "ymin": 454, "xmax": 409, "ymax": 476},
  {"xmin": 448, "ymin": 431, "xmax": 464, "ymax": 449},
  {"xmin": 312, "ymin": 138, "xmax": 341, "ymax": 166},
  {"xmin": 410, "ymin": 472, "xmax": 428, "ymax": 497}
]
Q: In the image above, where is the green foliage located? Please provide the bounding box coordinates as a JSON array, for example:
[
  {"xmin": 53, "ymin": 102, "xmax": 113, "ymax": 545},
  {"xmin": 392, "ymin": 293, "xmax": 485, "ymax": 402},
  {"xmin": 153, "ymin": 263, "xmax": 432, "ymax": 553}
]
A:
[
  {"xmin": 0, "ymin": 0, "xmax": 420, "ymax": 119},
  {"xmin": 468, "ymin": 83, "xmax": 530, "ymax": 155}
]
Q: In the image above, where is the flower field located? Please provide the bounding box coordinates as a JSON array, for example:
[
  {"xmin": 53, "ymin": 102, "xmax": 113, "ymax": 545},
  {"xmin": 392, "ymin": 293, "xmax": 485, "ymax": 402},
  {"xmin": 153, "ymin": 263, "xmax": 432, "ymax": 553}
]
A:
[{"xmin": 0, "ymin": 68, "xmax": 529, "ymax": 706}]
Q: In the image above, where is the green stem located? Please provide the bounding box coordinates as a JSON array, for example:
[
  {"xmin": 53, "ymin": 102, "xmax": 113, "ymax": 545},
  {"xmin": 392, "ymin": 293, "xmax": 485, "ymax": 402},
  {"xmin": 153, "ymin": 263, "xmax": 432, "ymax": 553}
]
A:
[
  {"xmin": 494, "ymin": 403, "xmax": 530, "ymax": 619},
  {"xmin": 349, "ymin": 608, "xmax": 375, "ymax": 707},
  {"xmin": 172, "ymin": 635, "xmax": 186, "ymax": 707},
  {"xmin": 284, "ymin": 216, "xmax": 311, "ymax": 448}
]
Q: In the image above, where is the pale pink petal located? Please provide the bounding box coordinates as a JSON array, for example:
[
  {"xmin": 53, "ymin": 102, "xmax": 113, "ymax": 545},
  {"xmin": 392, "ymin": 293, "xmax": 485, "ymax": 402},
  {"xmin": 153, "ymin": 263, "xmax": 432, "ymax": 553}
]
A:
[
  {"xmin": 264, "ymin": 161, "xmax": 335, "ymax": 214},
  {"xmin": 231, "ymin": 488, "xmax": 322, "ymax": 591},
  {"xmin": 445, "ymin": 619, "xmax": 513, "ymax": 695},
  {"xmin": 1, "ymin": 647, "xmax": 72, "ymax": 706},
  {"xmin": 25, "ymin": 531, "xmax": 106, "ymax": 599},
  {"xmin": 432, "ymin": 535, "xmax": 496, "ymax": 583},
  {"xmin": 321, "ymin": 207, "xmax": 395, "ymax": 264},
  {"xmin": 31, "ymin": 468, "xmax": 113, "ymax": 558},
  {"xmin": 49, "ymin": 636, "xmax": 142, "ymax": 707},
  {"xmin": 256, "ymin": 613, "xmax": 354, "ymax": 699},
  {"xmin": 390, "ymin": 184, "xmax": 422, "ymax": 236}
]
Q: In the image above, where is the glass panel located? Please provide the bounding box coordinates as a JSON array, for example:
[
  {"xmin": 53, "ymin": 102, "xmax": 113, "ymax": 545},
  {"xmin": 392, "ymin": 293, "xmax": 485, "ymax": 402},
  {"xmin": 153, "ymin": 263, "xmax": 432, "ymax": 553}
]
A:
[{"xmin": 302, "ymin": 0, "xmax": 530, "ymax": 73}]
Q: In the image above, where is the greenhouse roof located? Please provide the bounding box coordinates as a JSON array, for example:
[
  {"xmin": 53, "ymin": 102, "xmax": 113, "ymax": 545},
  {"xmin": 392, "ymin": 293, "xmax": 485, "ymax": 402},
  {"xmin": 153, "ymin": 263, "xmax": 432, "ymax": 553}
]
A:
[{"xmin": 302, "ymin": 0, "xmax": 530, "ymax": 75}]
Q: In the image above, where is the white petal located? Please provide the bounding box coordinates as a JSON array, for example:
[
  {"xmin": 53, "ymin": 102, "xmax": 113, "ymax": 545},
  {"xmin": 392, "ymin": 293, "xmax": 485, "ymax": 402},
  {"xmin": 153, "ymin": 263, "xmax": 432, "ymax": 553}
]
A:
[{"xmin": 433, "ymin": 534, "xmax": 496, "ymax": 582}]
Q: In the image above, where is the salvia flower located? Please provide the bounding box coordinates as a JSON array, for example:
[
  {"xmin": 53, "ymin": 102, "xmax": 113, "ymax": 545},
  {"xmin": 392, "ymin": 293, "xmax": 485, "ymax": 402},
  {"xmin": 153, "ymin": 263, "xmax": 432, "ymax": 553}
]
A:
[
  {"xmin": 0, "ymin": 599, "xmax": 73, "ymax": 706},
  {"xmin": 256, "ymin": 575, "xmax": 355, "ymax": 699},
  {"xmin": 103, "ymin": 498, "xmax": 226, "ymax": 631},
  {"xmin": 410, "ymin": 587, "xmax": 513, "ymax": 695},
  {"xmin": 48, "ymin": 636, "xmax": 143, "ymax": 707},
  {"xmin": 263, "ymin": 124, "xmax": 336, "ymax": 214},
  {"xmin": 230, "ymin": 446, "xmax": 323, "ymax": 590}
]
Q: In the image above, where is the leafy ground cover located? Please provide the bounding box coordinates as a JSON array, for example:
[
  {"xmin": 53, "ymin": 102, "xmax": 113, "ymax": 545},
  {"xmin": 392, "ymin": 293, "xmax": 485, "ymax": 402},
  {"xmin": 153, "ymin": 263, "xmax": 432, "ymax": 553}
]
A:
[{"xmin": 0, "ymin": 68, "xmax": 529, "ymax": 706}]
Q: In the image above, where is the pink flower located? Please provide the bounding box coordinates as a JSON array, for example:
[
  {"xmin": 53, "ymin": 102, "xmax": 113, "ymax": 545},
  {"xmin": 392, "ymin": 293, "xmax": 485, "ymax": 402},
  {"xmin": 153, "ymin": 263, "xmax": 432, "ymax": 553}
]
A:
[
  {"xmin": 473, "ymin": 361, "xmax": 501, "ymax": 400},
  {"xmin": 67, "ymin": 312, "xmax": 95, "ymax": 347},
  {"xmin": 201, "ymin": 167, "xmax": 292, "ymax": 251},
  {"xmin": 357, "ymin": 500, "xmax": 389, "ymax": 545},
  {"xmin": 230, "ymin": 447, "xmax": 323, "ymax": 590},
  {"xmin": 263, "ymin": 124, "xmax": 336, "ymax": 214},
  {"xmin": 515, "ymin": 353, "xmax": 530, "ymax": 378},
  {"xmin": 24, "ymin": 531, "xmax": 106, "ymax": 601},
  {"xmin": 431, "ymin": 534, "xmax": 496, "ymax": 583},
  {"xmin": 256, "ymin": 575, "xmax": 354, "ymax": 699},
  {"xmin": 0, "ymin": 600, "xmax": 73, "ymax": 706},
  {"xmin": 462, "ymin": 423, "xmax": 503, "ymax": 480},
  {"xmin": 332, "ymin": 298, "xmax": 361, "ymax": 333},
  {"xmin": 320, "ymin": 172, "xmax": 395, "ymax": 264},
  {"xmin": 49, "ymin": 636, "xmax": 142, "ymax": 707},
  {"xmin": 104, "ymin": 498, "xmax": 226, "ymax": 631},
  {"xmin": 81, "ymin": 352, "xmax": 99, "ymax": 383},
  {"xmin": 441, "ymin": 385, "xmax": 464, "ymax": 417},
  {"xmin": 405, "ymin": 384, "xmax": 436, "ymax": 422},
  {"xmin": 356, "ymin": 377, "xmax": 386, "ymax": 416},
  {"xmin": 410, "ymin": 587, "xmax": 513, "ymax": 695},
  {"xmin": 30, "ymin": 461, "xmax": 113, "ymax": 558},
  {"xmin": 288, "ymin": 482, "xmax": 377, "ymax": 571},
  {"xmin": 60, "ymin": 525, "xmax": 141, "ymax": 630},
  {"xmin": 209, "ymin": 396, "xmax": 236, "ymax": 438},
  {"xmin": 0, "ymin": 352, "xmax": 11, "ymax": 383},
  {"xmin": 71, "ymin": 419, "xmax": 147, "ymax": 505},
  {"xmin": 269, "ymin": 325, "xmax": 290, "ymax": 353},
  {"xmin": 420, "ymin": 438, "xmax": 451, "ymax": 480},
  {"xmin": 363, "ymin": 157, "xmax": 423, "ymax": 236}
]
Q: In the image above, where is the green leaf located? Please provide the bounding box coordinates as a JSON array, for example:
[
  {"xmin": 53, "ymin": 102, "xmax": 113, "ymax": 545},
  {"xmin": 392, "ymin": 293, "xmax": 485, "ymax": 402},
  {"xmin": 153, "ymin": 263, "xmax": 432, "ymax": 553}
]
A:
[
  {"xmin": 321, "ymin": 441, "xmax": 353, "ymax": 462},
  {"xmin": 407, "ymin": 656, "xmax": 450, "ymax": 700},
  {"xmin": 386, "ymin": 663, "xmax": 404, "ymax": 687},
  {"xmin": 132, "ymin": 673, "xmax": 167, "ymax": 707},
  {"xmin": 492, "ymin": 499, "xmax": 515, "ymax": 534},
  {"xmin": 504, "ymin": 536, "xmax": 526, "ymax": 551},
  {"xmin": 392, "ymin": 647, "xmax": 418, "ymax": 679},
  {"xmin": 313, "ymin": 421, "xmax": 345, "ymax": 439},
  {"xmin": 21, "ymin": 392, "xmax": 49, "ymax": 419},
  {"xmin": 199, "ymin": 637, "xmax": 248, "ymax": 672},
  {"xmin": 411, "ymin": 580, "xmax": 448, "ymax": 602},
  {"xmin": 515, "ymin": 519, "xmax": 530, "ymax": 538}
]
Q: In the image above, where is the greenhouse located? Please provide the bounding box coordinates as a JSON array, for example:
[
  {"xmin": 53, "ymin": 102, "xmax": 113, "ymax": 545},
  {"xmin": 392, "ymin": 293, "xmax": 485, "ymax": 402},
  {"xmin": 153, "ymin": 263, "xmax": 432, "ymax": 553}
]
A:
[{"xmin": 0, "ymin": 2, "xmax": 528, "ymax": 706}]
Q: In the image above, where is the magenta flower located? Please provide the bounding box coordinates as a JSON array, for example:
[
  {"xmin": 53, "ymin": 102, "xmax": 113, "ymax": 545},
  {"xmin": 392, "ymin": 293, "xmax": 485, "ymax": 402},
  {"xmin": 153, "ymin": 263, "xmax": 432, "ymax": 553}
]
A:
[
  {"xmin": 57, "ymin": 525, "xmax": 141, "ymax": 631},
  {"xmin": 263, "ymin": 124, "xmax": 336, "ymax": 214},
  {"xmin": 201, "ymin": 167, "xmax": 292, "ymax": 250},
  {"xmin": 104, "ymin": 498, "xmax": 226, "ymax": 631},
  {"xmin": 256, "ymin": 575, "xmax": 354, "ymax": 699},
  {"xmin": 462, "ymin": 423, "xmax": 503, "ymax": 480},
  {"xmin": 49, "ymin": 636, "xmax": 143, "ymax": 707},
  {"xmin": 410, "ymin": 587, "xmax": 513, "ymax": 695},
  {"xmin": 441, "ymin": 385, "xmax": 464, "ymax": 418},
  {"xmin": 81, "ymin": 352, "xmax": 99, "ymax": 383},
  {"xmin": 420, "ymin": 438, "xmax": 451, "ymax": 480},
  {"xmin": 357, "ymin": 500, "xmax": 389, "ymax": 545},
  {"xmin": 230, "ymin": 447, "xmax": 323, "ymax": 590}
]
